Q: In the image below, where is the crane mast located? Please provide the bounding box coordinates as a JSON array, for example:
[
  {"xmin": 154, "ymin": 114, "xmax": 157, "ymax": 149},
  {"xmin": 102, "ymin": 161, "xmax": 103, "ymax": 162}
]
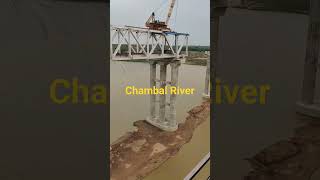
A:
[{"xmin": 166, "ymin": 0, "xmax": 176, "ymax": 25}]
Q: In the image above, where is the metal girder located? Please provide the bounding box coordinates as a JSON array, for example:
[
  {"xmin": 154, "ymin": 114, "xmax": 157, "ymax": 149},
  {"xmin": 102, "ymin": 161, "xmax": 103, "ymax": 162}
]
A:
[{"xmin": 110, "ymin": 26, "xmax": 189, "ymax": 61}]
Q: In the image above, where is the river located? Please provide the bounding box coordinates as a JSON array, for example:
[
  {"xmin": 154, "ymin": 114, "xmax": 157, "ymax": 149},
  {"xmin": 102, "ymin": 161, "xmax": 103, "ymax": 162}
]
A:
[{"xmin": 110, "ymin": 60, "xmax": 210, "ymax": 179}]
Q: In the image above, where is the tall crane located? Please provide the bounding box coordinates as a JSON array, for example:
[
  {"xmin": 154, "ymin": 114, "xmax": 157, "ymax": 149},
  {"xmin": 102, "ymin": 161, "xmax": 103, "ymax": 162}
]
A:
[{"xmin": 145, "ymin": 0, "xmax": 177, "ymax": 31}]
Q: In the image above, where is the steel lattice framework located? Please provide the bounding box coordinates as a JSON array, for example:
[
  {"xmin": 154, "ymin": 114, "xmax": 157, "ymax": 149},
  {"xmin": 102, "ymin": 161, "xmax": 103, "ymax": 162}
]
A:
[{"xmin": 110, "ymin": 26, "xmax": 189, "ymax": 61}]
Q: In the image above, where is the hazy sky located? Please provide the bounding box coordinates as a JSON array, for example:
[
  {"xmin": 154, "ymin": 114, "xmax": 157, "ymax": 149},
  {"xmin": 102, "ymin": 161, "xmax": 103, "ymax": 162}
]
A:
[{"xmin": 111, "ymin": 0, "xmax": 210, "ymax": 46}]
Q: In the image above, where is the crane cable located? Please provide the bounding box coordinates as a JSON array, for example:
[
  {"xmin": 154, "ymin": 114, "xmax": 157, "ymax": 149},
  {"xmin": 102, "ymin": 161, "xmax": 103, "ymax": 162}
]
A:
[
  {"xmin": 154, "ymin": 0, "xmax": 168, "ymax": 14},
  {"xmin": 151, "ymin": 0, "xmax": 169, "ymax": 23},
  {"xmin": 158, "ymin": 5, "xmax": 167, "ymax": 20}
]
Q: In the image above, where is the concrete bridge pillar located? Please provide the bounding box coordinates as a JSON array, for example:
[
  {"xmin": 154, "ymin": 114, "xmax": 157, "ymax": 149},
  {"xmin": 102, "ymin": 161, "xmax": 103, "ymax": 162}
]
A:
[
  {"xmin": 168, "ymin": 61, "xmax": 180, "ymax": 129},
  {"xmin": 296, "ymin": 0, "xmax": 320, "ymax": 118},
  {"xmin": 203, "ymin": 54, "xmax": 210, "ymax": 98},
  {"xmin": 146, "ymin": 59, "xmax": 180, "ymax": 131},
  {"xmin": 159, "ymin": 62, "xmax": 168, "ymax": 123},
  {"xmin": 149, "ymin": 61, "xmax": 157, "ymax": 120}
]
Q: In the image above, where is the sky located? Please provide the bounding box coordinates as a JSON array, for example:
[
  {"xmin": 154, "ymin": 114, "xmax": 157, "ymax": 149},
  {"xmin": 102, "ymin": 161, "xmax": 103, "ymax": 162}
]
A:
[{"xmin": 110, "ymin": 0, "xmax": 210, "ymax": 46}]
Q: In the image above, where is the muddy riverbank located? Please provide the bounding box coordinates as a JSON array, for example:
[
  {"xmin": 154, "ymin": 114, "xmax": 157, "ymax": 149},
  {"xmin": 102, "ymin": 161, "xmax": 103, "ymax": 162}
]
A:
[
  {"xmin": 185, "ymin": 51, "xmax": 209, "ymax": 66},
  {"xmin": 245, "ymin": 115, "xmax": 320, "ymax": 180},
  {"xmin": 110, "ymin": 99, "xmax": 210, "ymax": 180}
]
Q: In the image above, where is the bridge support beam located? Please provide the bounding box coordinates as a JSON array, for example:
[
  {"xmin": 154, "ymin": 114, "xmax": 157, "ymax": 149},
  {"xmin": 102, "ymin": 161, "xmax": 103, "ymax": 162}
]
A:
[{"xmin": 146, "ymin": 59, "xmax": 180, "ymax": 131}]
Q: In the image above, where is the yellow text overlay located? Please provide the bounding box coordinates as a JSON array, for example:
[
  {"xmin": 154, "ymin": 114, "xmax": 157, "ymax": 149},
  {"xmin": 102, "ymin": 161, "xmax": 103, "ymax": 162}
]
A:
[
  {"xmin": 125, "ymin": 86, "xmax": 195, "ymax": 95},
  {"xmin": 50, "ymin": 78, "xmax": 106, "ymax": 104}
]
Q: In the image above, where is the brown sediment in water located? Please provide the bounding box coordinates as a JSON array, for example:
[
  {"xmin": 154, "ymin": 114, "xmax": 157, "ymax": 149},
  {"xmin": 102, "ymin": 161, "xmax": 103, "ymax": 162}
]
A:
[
  {"xmin": 110, "ymin": 100, "xmax": 210, "ymax": 180},
  {"xmin": 245, "ymin": 117, "xmax": 320, "ymax": 180}
]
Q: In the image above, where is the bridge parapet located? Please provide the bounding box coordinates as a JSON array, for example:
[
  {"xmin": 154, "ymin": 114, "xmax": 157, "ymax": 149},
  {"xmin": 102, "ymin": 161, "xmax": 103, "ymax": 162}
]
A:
[{"xmin": 110, "ymin": 25, "xmax": 189, "ymax": 61}]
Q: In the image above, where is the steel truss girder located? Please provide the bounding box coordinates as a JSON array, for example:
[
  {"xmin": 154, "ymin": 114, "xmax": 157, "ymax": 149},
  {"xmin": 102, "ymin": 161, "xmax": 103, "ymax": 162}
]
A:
[{"xmin": 110, "ymin": 26, "xmax": 189, "ymax": 61}]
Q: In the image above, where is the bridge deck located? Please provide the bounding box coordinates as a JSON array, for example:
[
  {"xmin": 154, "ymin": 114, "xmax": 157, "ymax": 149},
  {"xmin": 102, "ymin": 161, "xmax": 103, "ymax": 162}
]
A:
[{"xmin": 112, "ymin": 54, "xmax": 184, "ymax": 61}]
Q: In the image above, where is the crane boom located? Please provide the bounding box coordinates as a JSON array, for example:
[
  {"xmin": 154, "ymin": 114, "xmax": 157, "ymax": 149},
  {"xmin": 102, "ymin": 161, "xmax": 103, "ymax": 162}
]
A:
[{"xmin": 166, "ymin": 0, "xmax": 176, "ymax": 25}]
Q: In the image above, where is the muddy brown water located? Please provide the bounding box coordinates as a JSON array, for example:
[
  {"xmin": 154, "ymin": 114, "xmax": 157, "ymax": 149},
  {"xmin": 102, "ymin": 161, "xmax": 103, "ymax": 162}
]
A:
[{"xmin": 110, "ymin": 61, "xmax": 210, "ymax": 179}]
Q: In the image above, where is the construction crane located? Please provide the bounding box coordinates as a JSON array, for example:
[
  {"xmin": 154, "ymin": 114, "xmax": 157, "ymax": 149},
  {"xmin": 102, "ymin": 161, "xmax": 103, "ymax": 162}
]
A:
[{"xmin": 145, "ymin": 0, "xmax": 176, "ymax": 31}]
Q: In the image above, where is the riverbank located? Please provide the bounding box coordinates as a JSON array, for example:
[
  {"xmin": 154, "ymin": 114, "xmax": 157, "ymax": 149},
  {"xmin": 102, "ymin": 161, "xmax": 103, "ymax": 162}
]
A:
[
  {"xmin": 110, "ymin": 99, "xmax": 210, "ymax": 180},
  {"xmin": 184, "ymin": 51, "xmax": 209, "ymax": 66},
  {"xmin": 245, "ymin": 115, "xmax": 320, "ymax": 180},
  {"xmin": 184, "ymin": 57, "xmax": 208, "ymax": 66}
]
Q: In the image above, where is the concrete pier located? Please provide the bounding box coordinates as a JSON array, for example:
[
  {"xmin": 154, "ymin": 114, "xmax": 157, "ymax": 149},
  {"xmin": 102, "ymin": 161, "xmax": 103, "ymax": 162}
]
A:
[
  {"xmin": 168, "ymin": 61, "xmax": 180, "ymax": 128},
  {"xmin": 203, "ymin": 54, "xmax": 210, "ymax": 98},
  {"xmin": 301, "ymin": 23, "xmax": 319, "ymax": 104},
  {"xmin": 159, "ymin": 62, "xmax": 168, "ymax": 124},
  {"xmin": 146, "ymin": 59, "xmax": 180, "ymax": 131},
  {"xmin": 296, "ymin": 0, "xmax": 320, "ymax": 118},
  {"xmin": 149, "ymin": 61, "xmax": 157, "ymax": 120}
]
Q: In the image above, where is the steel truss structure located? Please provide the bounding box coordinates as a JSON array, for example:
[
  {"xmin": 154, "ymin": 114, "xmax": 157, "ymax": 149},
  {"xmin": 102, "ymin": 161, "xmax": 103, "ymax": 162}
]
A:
[{"xmin": 110, "ymin": 26, "xmax": 189, "ymax": 61}]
